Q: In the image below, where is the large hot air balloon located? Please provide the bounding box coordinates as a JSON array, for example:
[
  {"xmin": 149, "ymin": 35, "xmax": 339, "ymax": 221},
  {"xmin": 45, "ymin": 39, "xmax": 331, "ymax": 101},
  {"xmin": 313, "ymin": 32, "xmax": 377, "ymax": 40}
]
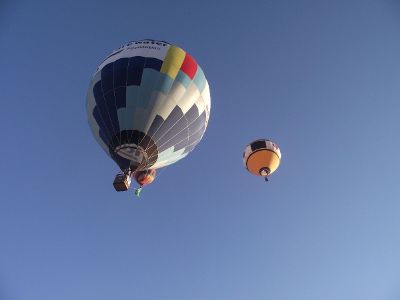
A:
[
  {"xmin": 243, "ymin": 139, "xmax": 281, "ymax": 181},
  {"xmin": 86, "ymin": 39, "xmax": 211, "ymax": 195}
]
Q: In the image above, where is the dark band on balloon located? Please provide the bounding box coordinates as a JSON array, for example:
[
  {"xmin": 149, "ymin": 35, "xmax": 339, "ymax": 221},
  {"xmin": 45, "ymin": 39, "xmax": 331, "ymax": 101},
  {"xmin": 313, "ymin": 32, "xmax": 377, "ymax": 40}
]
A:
[{"xmin": 108, "ymin": 130, "xmax": 159, "ymax": 171}]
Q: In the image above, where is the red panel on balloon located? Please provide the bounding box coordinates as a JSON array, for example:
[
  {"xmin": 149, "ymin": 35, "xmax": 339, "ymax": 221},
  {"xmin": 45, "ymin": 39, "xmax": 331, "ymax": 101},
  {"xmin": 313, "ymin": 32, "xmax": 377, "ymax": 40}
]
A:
[{"xmin": 180, "ymin": 54, "xmax": 197, "ymax": 79}]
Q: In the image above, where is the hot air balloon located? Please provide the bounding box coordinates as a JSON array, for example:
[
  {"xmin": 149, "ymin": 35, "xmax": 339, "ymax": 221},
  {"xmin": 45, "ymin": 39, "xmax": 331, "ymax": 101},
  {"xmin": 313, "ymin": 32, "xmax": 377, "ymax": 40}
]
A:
[
  {"xmin": 243, "ymin": 139, "xmax": 281, "ymax": 181},
  {"xmin": 133, "ymin": 169, "xmax": 156, "ymax": 197},
  {"xmin": 87, "ymin": 39, "xmax": 211, "ymax": 195}
]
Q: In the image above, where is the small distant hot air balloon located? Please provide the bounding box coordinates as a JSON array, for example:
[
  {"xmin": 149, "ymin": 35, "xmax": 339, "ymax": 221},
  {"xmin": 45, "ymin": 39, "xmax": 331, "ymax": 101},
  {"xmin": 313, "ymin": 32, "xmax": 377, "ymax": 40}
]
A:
[
  {"xmin": 243, "ymin": 139, "xmax": 281, "ymax": 181},
  {"xmin": 87, "ymin": 39, "xmax": 211, "ymax": 196},
  {"xmin": 133, "ymin": 169, "xmax": 156, "ymax": 197}
]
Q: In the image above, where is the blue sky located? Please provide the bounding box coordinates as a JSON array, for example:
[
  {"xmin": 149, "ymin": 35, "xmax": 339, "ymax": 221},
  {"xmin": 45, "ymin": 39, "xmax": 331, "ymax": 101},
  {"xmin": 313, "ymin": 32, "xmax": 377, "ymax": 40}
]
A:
[{"xmin": 1, "ymin": 0, "xmax": 400, "ymax": 299}]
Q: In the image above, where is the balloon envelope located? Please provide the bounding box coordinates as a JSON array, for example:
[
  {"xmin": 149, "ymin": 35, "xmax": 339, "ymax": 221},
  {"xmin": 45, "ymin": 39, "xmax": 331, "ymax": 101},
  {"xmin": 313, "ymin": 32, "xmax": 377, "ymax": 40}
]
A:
[
  {"xmin": 243, "ymin": 139, "xmax": 281, "ymax": 177},
  {"xmin": 134, "ymin": 169, "xmax": 156, "ymax": 187},
  {"xmin": 87, "ymin": 39, "xmax": 211, "ymax": 172}
]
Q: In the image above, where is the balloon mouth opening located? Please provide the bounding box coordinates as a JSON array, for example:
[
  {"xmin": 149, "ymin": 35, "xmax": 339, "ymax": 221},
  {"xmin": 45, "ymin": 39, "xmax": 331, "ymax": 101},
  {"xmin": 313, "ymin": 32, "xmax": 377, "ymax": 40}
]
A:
[
  {"xmin": 115, "ymin": 144, "xmax": 148, "ymax": 164},
  {"xmin": 259, "ymin": 167, "xmax": 271, "ymax": 177}
]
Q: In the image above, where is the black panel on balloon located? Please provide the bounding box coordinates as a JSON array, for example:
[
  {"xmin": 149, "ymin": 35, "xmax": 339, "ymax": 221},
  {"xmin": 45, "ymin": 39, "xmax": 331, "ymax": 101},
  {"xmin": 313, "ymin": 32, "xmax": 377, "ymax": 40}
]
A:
[
  {"xmin": 103, "ymin": 91, "xmax": 120, "ymax": 134},
  {"xmin": 147, "ymin": 115, "xmax": 164, "ymax": 138},
  {"xmin": 187, "ymin": 111, "xmax": 206, "ymax": 136},
  {"xmin": 93, "ymin": 107, "xmax": 112, "ymax": 140},
  {"xmin": 113, "ymin": 58, "xmax": 129, "ymax": 88},
  {"xmin": 127, "ymin": 57, "xmax": 145, "ymax": 86},
  {"xmin": 101, "ymin": 63, "xmax": 114, "ymax": 93},
  {"xmin": 144, "ymin": 58, "xmax": 163, "ymax": 71},
  {"xmin": 176, "ymin": 123, "xmax": 205, "ymax": 152},
  {"xmin": 95, "ymin": 102, "xmax": 111, "ymax": 131},
  {"xmin": 93, "ymin": 83, "xmax": 114, "ymax": 136},
  {"xmin": 93, "ymin": 81, "xmax": 104, "ymax": 104},
  {"xmin": 152, "ymin": 106, "xmax": 183, "ymax": 142},
  {"xmin": 156, "ymin": 116, "xmax": 189, "ymax": 151},
  {"xmin": 129, "ymin": 130, "xmax": 140, "ymax": 146},
  {"xmin": 114, "ymin": 87, "xmax": 126, "ymax": 109},
  {"xmin": 251, "ymin": 140, "xmax": 266, "ymax": 151},
  {"xmin": 118, "ymin": 131, "xmax": 130, "ymax": 145},
  {"xmin": 188, "ymin": 125, "xmax": 205, "ymax": 144},
  {"xmin": 184, "ymin": 104, "xmax": 200, "ymax": 123},
  {"xmin": 158, "ymin": 128, "xmax": 189, "ymax": 153}
]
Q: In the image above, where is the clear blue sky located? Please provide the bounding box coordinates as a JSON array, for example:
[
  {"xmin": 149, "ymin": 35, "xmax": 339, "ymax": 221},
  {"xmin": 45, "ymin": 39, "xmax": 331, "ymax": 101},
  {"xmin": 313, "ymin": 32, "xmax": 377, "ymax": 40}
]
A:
[{"xmin": 1, "ymin": 0, "xmax": 400, "ymax": 299}]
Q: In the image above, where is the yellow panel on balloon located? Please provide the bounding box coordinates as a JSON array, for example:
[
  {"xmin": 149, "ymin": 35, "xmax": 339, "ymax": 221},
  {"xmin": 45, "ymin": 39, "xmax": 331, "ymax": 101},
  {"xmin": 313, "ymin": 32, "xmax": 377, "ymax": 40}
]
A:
[{"xmin": 161, "ymin": 46, "xmax": 186, "ymax": 79}]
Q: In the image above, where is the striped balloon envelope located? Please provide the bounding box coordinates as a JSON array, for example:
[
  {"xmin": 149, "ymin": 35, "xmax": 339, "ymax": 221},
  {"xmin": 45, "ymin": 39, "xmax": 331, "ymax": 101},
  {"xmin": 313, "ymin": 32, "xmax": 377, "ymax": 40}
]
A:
[{"xmin": 86, "ymin": 39, "xmax": 211, "ymax": 173}]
